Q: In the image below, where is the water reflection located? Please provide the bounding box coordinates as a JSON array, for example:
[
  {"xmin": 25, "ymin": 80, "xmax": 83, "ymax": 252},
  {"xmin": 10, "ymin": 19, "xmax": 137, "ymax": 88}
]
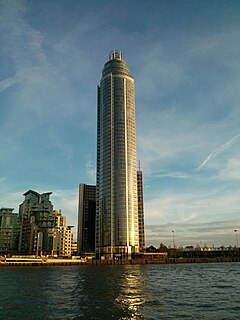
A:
[
  {"xmin": 71, "ymin": 264, "xmax": 150, "ymax": 319},
  {"xmin": 1, "ymin": 263, "xmax": 240, "ymax": 319},
  {"xmin": 115, "ymin": 265, "xmax": 147, "ymax": 319},
  {"xmin": 0, "ymin": 265, "xmax": 162, "ymax": 319}
]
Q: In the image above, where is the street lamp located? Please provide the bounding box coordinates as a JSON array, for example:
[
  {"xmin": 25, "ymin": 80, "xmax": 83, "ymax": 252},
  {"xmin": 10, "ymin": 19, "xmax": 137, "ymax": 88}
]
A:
[
  {"xmin": 234, "ymin": 230, "xmax": 239, "ymax": 247},
  {"xmin": 172, "ymin": 231, "xmax": 175, "ymax": 248}
]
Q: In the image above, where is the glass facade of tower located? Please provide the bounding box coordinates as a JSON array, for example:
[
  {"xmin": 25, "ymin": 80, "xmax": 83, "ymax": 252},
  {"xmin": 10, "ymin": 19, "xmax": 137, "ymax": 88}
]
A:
[
  {"xmin": 96, "ymin": 50, "xmax": 139, "ymax": 258},
  {"xmin": 137, "ymin": 170, "xmax": 145, "ymax": 252},
  {"xmin": 77, "ymin": 184, "xmax": 96, "ymax": 255}
]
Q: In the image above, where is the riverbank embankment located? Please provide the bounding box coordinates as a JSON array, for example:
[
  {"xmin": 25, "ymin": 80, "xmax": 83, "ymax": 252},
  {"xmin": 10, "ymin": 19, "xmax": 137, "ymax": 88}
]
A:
[{"xmin": 0, "ymin": 256, "xmax": 239, "ymax": 267}]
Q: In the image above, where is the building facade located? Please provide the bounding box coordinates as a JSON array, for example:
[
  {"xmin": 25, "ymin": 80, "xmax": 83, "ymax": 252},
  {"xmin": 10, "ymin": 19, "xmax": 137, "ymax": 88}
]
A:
[
  {"xmin": 18, "ymin": 190, "xmax": 55, "ymax": 255},
  {"xmin": 137, "ymin": 169, "xmax": 145, "ymax": 252},
  {"xmin": 0, "ymin": 208, "xmax": 20, "ymax": 254},
  {"xmin": 77, "ymin": 184, "xmax": 96, "ymax": 255},
  {"xmin": 96, "ymin": 50, "xmax": 139, "ymax": 259},
  {"xmin": 53, "ymin": 209, "xmax": 73, "ymax": 257},
  {"xmin": 71, "ymin": 241, "xmax": 78, "ymax": 256}
]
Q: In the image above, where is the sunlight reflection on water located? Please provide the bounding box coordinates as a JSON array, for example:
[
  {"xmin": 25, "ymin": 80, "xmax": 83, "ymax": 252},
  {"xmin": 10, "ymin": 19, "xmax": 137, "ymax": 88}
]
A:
[
  {"xmin": 115, "ymin": 266, "xmax": 153, "ymax": 319},
  {"xmin": 0, "ymin": 263, "xmax": 240, "ymax": 319}
]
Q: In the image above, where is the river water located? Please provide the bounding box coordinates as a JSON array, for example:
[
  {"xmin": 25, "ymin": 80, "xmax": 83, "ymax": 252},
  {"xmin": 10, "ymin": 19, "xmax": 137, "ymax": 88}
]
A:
[{"xmin": 0, "ymin": 262, "xmax": 239, "ymax": 319}]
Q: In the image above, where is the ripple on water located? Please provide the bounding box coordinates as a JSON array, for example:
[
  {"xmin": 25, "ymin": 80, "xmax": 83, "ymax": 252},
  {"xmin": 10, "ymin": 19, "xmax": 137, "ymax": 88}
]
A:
[{"xmin": 0, "ymin": 263, "xmax": 240, "ymax": 319}]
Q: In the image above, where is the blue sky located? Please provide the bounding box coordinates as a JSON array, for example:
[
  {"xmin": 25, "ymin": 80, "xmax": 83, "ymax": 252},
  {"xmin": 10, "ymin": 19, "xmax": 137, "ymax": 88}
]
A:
[{"xmin": 1, "ymin": 0, "xmax": 240, "ymax": 247}]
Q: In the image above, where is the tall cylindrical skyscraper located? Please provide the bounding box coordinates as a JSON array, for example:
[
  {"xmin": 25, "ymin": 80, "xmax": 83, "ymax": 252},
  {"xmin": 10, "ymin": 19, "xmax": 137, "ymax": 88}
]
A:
[{"xmin": 96, "ymin": 50, "xmax": 139, "ymax": 259}]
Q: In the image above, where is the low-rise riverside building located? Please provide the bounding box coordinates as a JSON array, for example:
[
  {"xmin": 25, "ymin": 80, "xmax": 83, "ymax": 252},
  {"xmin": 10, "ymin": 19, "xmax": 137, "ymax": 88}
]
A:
[
  {"xmin": 1, "ymin": 191, "xmax": 74, "ymax": 257},
  {"xmin": 18, "ymin": 190, "xmax": 55, "ymax": 255},
  {"xmin": 0, "ymin": 208, "xmax": 20, "ymax": 255},
  {"xmin": 53, "ymin": 210, "xmax": 73, "ymax": 257},
  {"xmin": 71, "ymin": 241, "xmax": 78, "ymax": 256}
]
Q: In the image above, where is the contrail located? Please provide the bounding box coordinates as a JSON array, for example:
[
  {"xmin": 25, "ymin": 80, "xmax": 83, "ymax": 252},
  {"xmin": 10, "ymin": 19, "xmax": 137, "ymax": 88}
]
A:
[
  {"xmin": 0, "ymin": 77, "xmax": 16, "ymax": 93},
  {"xmin": 197, "ymin": 133, "xmax": 240, "ymax": 170}
]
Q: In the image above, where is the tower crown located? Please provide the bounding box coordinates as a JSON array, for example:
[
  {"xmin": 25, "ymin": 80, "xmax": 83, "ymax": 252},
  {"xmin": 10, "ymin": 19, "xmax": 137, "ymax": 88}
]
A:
[
  {"xmin": 102, "ymin": 49, "xmax": 131, "ymax": 77},
  {"xmin": 109, "ymin": 49, "xmax": 122, "ymax": 61}
]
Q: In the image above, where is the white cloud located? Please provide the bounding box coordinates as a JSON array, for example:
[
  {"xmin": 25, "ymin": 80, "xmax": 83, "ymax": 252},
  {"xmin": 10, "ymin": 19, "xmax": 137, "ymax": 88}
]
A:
[
  {"xmin": 136, "ymin": 25, "xmax": 240, "ymax": 175},
  {"xmin": 0, "ymin": 191, "xmax": 23, "ymax": 212},
  {"xmin": 145, "ymin": 189, "xmax": 240, "ymax": 226},
  {"xmin": 145, "ymin": 219, "xmax": 240, "ymax": 248},
  {"xmin": 218, "ymin": 158, "xmax": 240, "ymax": 181},
  {"xmin": 85, "ymin": 160, "xmax": 96, "ymax": 183},
  {"xmin": 137, "ymin": 110, "xmax": 209, "ymax": 175},
  {"xmin": 51, "ymin": 188, "xmax": 78, "ymax": 232}
]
